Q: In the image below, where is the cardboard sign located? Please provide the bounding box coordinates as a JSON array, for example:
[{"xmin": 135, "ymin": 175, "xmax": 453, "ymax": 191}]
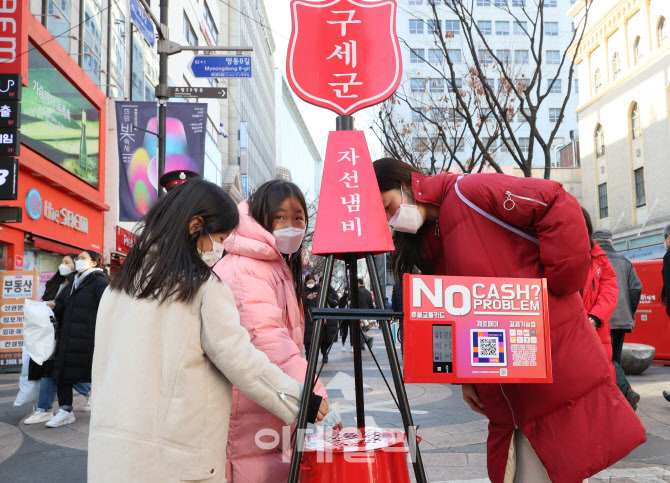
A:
[
  {"xmin": 0, "ymin": 271, "xmax": 38, "ymax": 367},
  {"xmin": 311, "ymin": 130, "xmax": 394, "ymax": 258},
  {"xmin": 287, "ymin": 0, "xmax": 402, "ymax": 115},
  {"xmin": 403, "ymin": 275, "xmax": 552, "ymax": 384}
]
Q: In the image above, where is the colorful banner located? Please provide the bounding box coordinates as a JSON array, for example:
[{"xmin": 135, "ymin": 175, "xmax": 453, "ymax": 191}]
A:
[
  {"xmin": 403, "ymin": 275, "xmax": 552, "ymax": 384},
  {"xmin": 0, "ymin": 271, "xmax": 38, "ymax": 367},
  {"xmin": 115, "ymin": 101, "xmax": 207, "ymax": 221}
]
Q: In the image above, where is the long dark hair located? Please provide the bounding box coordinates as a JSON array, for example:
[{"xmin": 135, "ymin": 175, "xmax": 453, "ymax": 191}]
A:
[
  {"xmin": 248, "ymin": 179, "xmax": 308, "ymax": 302},
  {"xmin": 111, "ymin": 179, "xmax": 239, "ymax": 303},
  {"xmin": 43, "ymin": 253, "xmax": 78, "ymax": 301},
  {"xmin": 373, "ymin": 158, "xmax": 428, "ymax": 282},
  {"xmin": 582, "ymin": 206, "xmax": 594, "ymax": 249}
]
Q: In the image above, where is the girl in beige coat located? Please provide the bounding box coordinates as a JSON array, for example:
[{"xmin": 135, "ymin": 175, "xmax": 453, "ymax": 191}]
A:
[{"xmin": 88, "ymin": 179, "xmax": 327, "ymax": 482}]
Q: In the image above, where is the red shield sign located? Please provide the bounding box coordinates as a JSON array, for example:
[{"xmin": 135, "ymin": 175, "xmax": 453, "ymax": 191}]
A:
[{"xmin": 287, "ymin": 0, "xmax": 402, "ymax": 116}]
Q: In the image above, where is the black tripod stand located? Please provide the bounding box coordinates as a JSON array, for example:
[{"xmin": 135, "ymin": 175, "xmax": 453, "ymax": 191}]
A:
[{"xmin": 287, "ymin": 250, "xmax": 427, "ymax": 482}]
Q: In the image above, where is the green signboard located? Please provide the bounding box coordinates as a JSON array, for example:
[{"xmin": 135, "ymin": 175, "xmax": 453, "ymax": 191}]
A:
[{"xmin": 22, "ymin": 48, "xmax": 100, "ymax": 188}]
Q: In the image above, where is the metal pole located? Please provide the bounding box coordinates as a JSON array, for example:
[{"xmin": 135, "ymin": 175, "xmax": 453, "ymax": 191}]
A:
[
  {"xmin": 156, "ymin": 0, "xmax": 169, "ymax": 198},
  {"xmin": 365, "ymin": 254, "xmax": 427, "ymax": 482},
  {"xmin": 287, "ymin": 254, "xmax": 335, "ymax": 483},
  {"xmin": 348, "ymin": 254, "xmax": 366, "ymax": 427},
  {"xmin": 336, "ymin": 115, "xmax": 355, "ymax": 131}
]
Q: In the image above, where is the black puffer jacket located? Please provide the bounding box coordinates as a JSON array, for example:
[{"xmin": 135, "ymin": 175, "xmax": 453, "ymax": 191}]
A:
[
  {"xmin": 303, "ymin": 284, "xmax": 339, "ymax": 346},
  {"xmin": 52, "ymin": 270, "xmax": 109, "ymax": 384}
]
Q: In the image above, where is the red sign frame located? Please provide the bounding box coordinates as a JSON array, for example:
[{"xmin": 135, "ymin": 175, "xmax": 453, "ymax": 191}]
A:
[
  {"xmin": 287, "ymin": 0, "xmax": 402, "ymax": 115},
  {"xmin": 403, "ymin": 274, "xmax": 553, "ymax": 384},
  {"xmin": 0, "ymin": 0, "xmax": 29, "ymax": 82}
]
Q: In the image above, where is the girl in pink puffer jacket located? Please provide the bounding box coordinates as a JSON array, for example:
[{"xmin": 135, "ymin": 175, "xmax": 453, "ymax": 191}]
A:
[{"xmin": 214, "ymin": 180, "xmax": 328, "ymax": 483}]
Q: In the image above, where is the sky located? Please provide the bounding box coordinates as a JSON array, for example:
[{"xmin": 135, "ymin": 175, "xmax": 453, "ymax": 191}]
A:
[{"xmin": 264, "ymin": 0, "xmax": 383, "ymax": 161}]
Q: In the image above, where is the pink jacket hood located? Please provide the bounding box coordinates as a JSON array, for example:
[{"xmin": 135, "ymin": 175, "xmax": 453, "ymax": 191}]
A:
[{"xmin": 223, "ymin": 201, "xmax": 283, "ymax": 262}]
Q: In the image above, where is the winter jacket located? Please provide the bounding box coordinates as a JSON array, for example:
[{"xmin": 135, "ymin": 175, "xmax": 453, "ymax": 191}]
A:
[
  {"xmin": 391, "ymin": 282, "xmax": 403, "ymax": 314},
  {"xmin": 303, "ymin": 284, "xmax": 339, "ymax": 346},
  {"xmin": 663, "ymin": 249, "xmax": 670, "ymax": 318},
  {"xmin": 581, "ymin": 242, "xmax": 618, "ymax": 380},
  {"xmin": 358, "ymin": 285, "xmax": 373, "ymax": 309},
  {"xmin": 413, "ymin": 172, "xmax": 646, "ymax": 483},
  {"xmin": 52, "ymin": 270, "xmax": 109, "ymax": 385},
  {"xmin": 214, "ymin": 201, "xmax": 327, "ymax": 483},
  {"xmin": 88, "ymin": 278, "xmax": 304, "ymax": 483},
  {"xmin": 599, "ymin": 242, "xmax": 642, "ymax": 331}
]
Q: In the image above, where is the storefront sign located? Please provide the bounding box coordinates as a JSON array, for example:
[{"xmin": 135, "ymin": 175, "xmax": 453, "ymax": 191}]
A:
[
  {"xmin": 0, "ymin": 127, "xmax": 19, "ymax": 155},
  {"xmin": 0, "ymin": 156, "xmax": 17, "ymax": 200},
  {"xmin": 287, "ymin": 0, "xmax": 402, "ymax": 115},
  {"xmin": 14, "ymin": 254, "xmax": 21, "ymax": 268},
  {"xmin": 403, "ymin": 275, "xmax": 552, "ymax": 384},
  {"xmin": 24, "ymin": 188, "xmax": 41, "ymax": 220},
  {"xmin": 0, "ymin": 0, "xmax": 29, "ymax": 80},
  {"xmin": 43, "ymin": 200, "xmax": 89, "ymax": 234},
  {"xmin": 0, "ymin": 100, "xmax": 20, "ymax": 127},
  {"xmin": 0, "ymin": 271, "xmax": 37, "ymax": 367},
  {"xmin": 0, "ymin": 74, "xmax": 21, "ymax": 100},
  {"xmin": 115, "ymin": 225, "xmax": 135, "ymax": 254}
]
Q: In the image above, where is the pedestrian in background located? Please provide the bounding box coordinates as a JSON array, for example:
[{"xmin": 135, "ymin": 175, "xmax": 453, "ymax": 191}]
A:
[
  {"xmin": 661, "ymin": 224, "xmax": 670, "ymax": 403},
  {"xmin": 45, "ymin": 250, "xmax": 109, "ymax": 427},
  {"xmin": 592, "ymin": 229, "xmax": 643, "ymax": 409},
  {"xmin": 357, "ymin": 278, "xmax": 374, "ymax": 350},
  {"xmin": 391, "ymin": 281, "xmax": 404, "ymax": 356},
  {"xmin": 88, "ymin": 179, "xmax": 327, "ymax": 482},
  {"xmin": 580, "ymin": 208, "xmax": 618, "ymax": 382},
  {"xmin": 24, "ymin": 254, "xmax": 93, "ymax": 425},
  {"xmin": 339, "ymin": 288, "xmax": 352, "ymax": 352},
  {"xmin": 303, "ymin": 273, "xmax": 339, "ymax": 363},
  {"xmin": 373, "ymin": 158, "xmax": 645, "ymax": 483},
  {"xmin": 214, "ymin": 179, "xmax": 328, "ymax": 482}
]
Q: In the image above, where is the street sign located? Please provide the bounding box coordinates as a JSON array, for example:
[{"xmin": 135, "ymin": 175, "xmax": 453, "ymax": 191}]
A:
[
  {"xmin": 190, "ymin": 56, "xmax": 252, "ymax": 78},
  {"xmin": 129, "ymin": 0, "xmax": 155, "ymax": 47},
  {"xmin": 168, "ymin": 86, "xmax": 228, "ymax": 99},
  {"xmin": 0, "ymin": 75, "xmax": 22, "ymax": 101},
  {"xmin": 287, "ymin": 0, "xmax": 402, "ymax": 116},
  {"xmin": 0, "ymin": 158, "xmax": 18, "ymax": 200}
]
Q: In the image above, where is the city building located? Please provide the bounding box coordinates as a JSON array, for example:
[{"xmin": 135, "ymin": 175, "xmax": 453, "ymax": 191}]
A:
[
  {"xmin": 569, "ymin": 0, "xmax": 670, "ymax": 260},
  {"xmin": 395, "ymin": 0, "xmax": 579, "ymax": 169}
]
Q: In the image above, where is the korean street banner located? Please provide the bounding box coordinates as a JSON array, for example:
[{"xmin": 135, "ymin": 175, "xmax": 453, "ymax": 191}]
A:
[
  {"xmin": 0, "ymin": 271, "xmax": 38, "ymax": 368},
  {"xmin": 115, "ymin": 102, "xmax": 207, "ymax": 221},
  {"xmin": 404, "ymin": 275, "xmax": 552, "ymax": 384}
]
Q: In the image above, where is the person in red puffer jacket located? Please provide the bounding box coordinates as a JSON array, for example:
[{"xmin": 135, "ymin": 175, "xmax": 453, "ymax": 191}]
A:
[{"xmin": 580, "ymin": 208, "xmax": 618, "ymax": 382}]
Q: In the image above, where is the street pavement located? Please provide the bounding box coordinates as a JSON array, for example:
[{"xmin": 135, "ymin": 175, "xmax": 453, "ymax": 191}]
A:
[{"xmin": 1, "ymin": 326, "xmax": 669, "ymax": 482}]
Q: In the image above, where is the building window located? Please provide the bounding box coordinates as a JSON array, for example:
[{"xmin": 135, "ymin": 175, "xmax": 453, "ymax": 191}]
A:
[
  {"xmin": 183, "ymin": 13, "xmax": 197, "ymax": 46},
  {"xmin": 545, "ymin": 0, "xmax": 557, "ymax": 6},
  {"xmin": 633, "ymin": 36, "xmax": 642, "ymax": 65},
  {"xmin": 494, "ymin": 0, "xmax": 508, "ymax": 6},
  {"xmin": 496, "ymin": 49, "xmax": 511, "ymax": 64},
  {"xmin": 595, "ymin": 124, "xmax": 605, "ymax": 158},
  {"xmin": 477, "ymin": 0, "xmax": 491, "ymax": 5},
  {"xmin": 411, "ymin": 78, "xmax": 425, "ymax": 93},
  {"xmin": 430, "ymin": 78, "xmax": 444, "ymax": 93},
  {"xmin": 448, "ymin": 108, "xmax": 464, "ymax": 123},
  {"xmin": 447, "ymin": 78, "xmax": 463, "ymax": 92},
  {"xmin": 445, "ymin": 20, "xmax": 460, "ymax": 35},
  {"xmin": 447, "ymin": 49, "xmax": 462, "ymax": 63},
  {"xmin": 449, "ymin": 138, "xmax": 465, "ymax": 152},
  {"xmin": 575, "ymin": 79, "xmax": 579, "ymax": 93},
  {"xmin": 412, "ymin": 137, "xmax": 428, "ymax": 151},
  {"xmin": 634, "ymin": 168, "xmax": 646, "ymax": 207},
  {"xmin": 517, "ymin": 107, "xmax": 530, "ymax": 122},
  {"xmin": 478, "ymin": 21, "xmax": 492, "ymax": 35},
  {"xmin": 515, "ymin": 50, "xmax": 529, "ymax": 64},
  {"xmin": 594, "ymin": 68, "xmax": 602, "ymax": 94},
  {"xmin": 631, "ymin": 102, "xmax": 641, "ymax": 139},
  {"xmin": 410, "ymin": 48, "xmax": 425, "ymax": 63},
  {"xmin": 429, "ymin": 49, "xmax": 444, "ymax": 63},
  {"xmin": 658, "ymin": 17, "xmax": 667, "ymax": 47},
  {"xmin": 545, "ymin": 22, "xmax": 558, "ymax": 36},
  {"xmin": 47, "ymin": 0, "xmax": 72, "ymax": 52},
  {"xmin": 598, "ymin": 183, "xmax": 609, "ymax": 218},
  {"xmin": 546, "ymin": 50, "xmax": 560, "ymax": 65},
  {"xmin": 478, "ymin": 49, "xmax": 493, "ymax": 64},
  {"xmin": 409, "ymin": 0, "xmax": 422, "ymax": 4},
  {"xmin": 82, "ymin": 0, "xmax": 103, "ymax": 86},
  {"xmin": 612, "ymin": 52, "xmax": 621, "ymax": 81},
  {"xmin": 549, "ymin": 108, "xmax": 560, "ymax": 122},
  {"xmin": 519, "ymin": 137, "xmax": 530, "ymax": 153},
  {"xmin": 412, "ymin": 110, "xmax": 424, "ymax": 123},
  {"xmin": 514, "ymin": 21, "xmax": 527, "ymax": 35},
  {"xmin": 512, "ymin": 0, "xmax": 526, "ymax": 6},
  {"xmin": 409, "ymin": 19, "xmax": 424, "ymax": 34},
  {"xmin": 110, "ymin": 5, "xmax": 126, "ymax": 98},
  {"xmin": 496, "ymin": 21, "xmax": 510, "ymax": 35},
  {"xmin": 548, "ymin": 78, "xmax": 561, "ymax": 93},
  {"xmin": 427, "ymin": 20, "xmax": 440, "ymax": 34},
  {"xmin": 203, "ymin": 1, "xmax": 219, "ymax": 44}
]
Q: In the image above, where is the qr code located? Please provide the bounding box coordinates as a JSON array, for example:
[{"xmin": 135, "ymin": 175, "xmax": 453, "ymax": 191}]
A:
[
  {"xmin": 500, "ymin": 368, "xmax": 508, "ymax": 376},
  {"xmin": 478, "ymin": 337, "xmax": 499, "ymax": 357}
]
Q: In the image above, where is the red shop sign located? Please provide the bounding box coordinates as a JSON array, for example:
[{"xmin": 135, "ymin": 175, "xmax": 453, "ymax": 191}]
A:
[
  {"xmin": 115, "ymin": 226, "xmax": 135, "ymax": 255},
  {"xmin": 0, "ymin": 0, "xmax": 29, "ymax": 80},
  {"xmin": 287, "ymin": 0, "xmax": 402, "ymax": 116}
]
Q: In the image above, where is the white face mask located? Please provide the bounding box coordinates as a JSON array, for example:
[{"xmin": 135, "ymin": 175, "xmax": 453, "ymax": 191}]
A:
[
  {"xmin": 273, "ymin": 227, "xmax": 305, "ymax": 255},
  {"xmin": 75, "ymin": 259, "xmax": 92, "ymax": 273},
  {"xmin": 306, "ymin": 282, "xmax": 315, "ymax": 289},
  {"xmin": 389, "ymin": 187, "xmax": 425, "ymax": 234},
  {"xmin": 199, "ymin": 233, "xmax": 225, "ymax": 268},
  {"xmin": 58, "ymin": 264, "xmax": 73, "ymax": 276}
]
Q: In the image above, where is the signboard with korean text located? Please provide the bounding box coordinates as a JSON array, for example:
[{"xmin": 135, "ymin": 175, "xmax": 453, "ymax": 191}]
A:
[
  {"xmin": 115, "ymin": 101, "xmax": 207, "ymax": 221},
  {"xmin": 287, "ymin": 0, "xmax": 402, "ymax": 115},
  {"xmin": 0, "ymin": 1, "xmax": 29, "ymax": 80},
  {"xmin": 190, "ymin": 56, "xmax": 252, "ymax": 78},
  {"xmin": 0, "ymin": 271, "xmax": 38, "ymax": 367},
  {"xmin": 404, "ymin": 275, "xmax": 552, "ymax": 384},
  {"xmin": 0, "ymin": 101, "xmax": 20, "ymax": 128},
  {"xmin": 0, "ymin": 157, "xmax": 18, "ymax": 200},
  {"xmin": 129, "ymin": 0, "xmax": 155, "ymax": 47},
  {"xmin": 0, "ymin": 74, "xmax": 22, "ymax": 100},
  {"xmin": 311, "ymin": 130, "xmax": 394, "ymax": 258}
]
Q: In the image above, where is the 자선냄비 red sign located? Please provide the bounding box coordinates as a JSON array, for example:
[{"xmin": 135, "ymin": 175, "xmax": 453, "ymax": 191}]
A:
[
  {"xmin": 287, "ymin": 0, "xmax": 402, "ymax": 116},
  {"xmin": 403, "ymin": 274, "xmax": 552, "ymax": 384}
]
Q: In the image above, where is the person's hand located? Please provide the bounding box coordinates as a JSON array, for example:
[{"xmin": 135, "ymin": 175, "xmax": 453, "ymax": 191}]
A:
[
  {"xmin": 45, "ymin": 301, "xmax": 55, "ymax": 309},
  {"xmin": 333, "ymin": 422, "xmax": 343, "ymax": 431},
  {"xmin": 462, "ymin": 383, "xmax": 486, "ymax": 415},
  {"xmin": 307, "ymin": 293, "xmax": 317, "ymax": 300},
  {"xmin": 589, "ymin": 316, "xmax": 597, "ymax": 328},
  {"xmin": 316, "ymin": 399, "xmax": 328, "ymax": 422}
]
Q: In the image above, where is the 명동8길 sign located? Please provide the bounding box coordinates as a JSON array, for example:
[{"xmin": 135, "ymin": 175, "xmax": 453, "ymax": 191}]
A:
[{"xmin": 403, "ymin": 275, "xmax": 552, "ymax": 384}]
